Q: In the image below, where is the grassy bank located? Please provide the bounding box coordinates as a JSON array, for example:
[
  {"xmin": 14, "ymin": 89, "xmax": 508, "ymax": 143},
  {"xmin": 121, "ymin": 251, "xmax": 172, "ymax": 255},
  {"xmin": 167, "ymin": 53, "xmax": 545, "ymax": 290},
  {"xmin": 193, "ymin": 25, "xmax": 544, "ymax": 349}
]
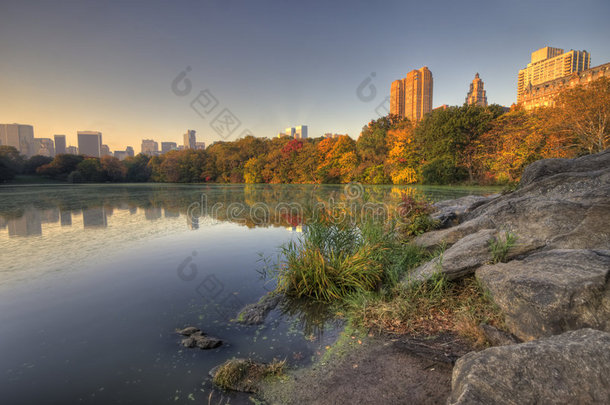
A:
[{"xmin": 263, "ymin": 199, "xmax": 505, "ymax": 347}]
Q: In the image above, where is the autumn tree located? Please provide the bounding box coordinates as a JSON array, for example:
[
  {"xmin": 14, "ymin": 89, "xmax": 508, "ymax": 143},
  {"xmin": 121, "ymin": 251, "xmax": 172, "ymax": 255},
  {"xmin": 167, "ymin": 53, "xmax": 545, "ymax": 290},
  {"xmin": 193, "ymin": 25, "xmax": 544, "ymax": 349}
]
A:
[{"xmin": 551, "ymin": 76, "xmax": 610, "ymax": 153}]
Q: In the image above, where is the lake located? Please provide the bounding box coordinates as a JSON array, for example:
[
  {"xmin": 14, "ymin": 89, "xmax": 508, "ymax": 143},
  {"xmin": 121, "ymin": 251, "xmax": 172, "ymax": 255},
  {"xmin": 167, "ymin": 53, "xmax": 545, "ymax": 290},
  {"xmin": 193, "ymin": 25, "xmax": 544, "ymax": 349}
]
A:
[{"xmin": 0, "ymin": 183, "xmax": 499, "ymax": 404}]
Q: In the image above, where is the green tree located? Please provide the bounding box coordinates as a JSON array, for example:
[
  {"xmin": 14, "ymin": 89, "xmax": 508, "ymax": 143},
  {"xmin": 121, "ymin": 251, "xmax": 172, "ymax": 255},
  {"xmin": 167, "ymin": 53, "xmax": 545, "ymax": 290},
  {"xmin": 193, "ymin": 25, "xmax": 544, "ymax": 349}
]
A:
[{"xmin": 77, "ymin": 158, "xmax": 105, "ymax": 182}]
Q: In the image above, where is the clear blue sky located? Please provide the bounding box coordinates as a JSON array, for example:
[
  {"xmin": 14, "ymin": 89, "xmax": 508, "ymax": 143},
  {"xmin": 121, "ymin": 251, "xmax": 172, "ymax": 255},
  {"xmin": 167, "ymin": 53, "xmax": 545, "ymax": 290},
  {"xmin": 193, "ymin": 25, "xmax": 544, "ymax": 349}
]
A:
[{"xmin": 1, "ymin": 0, "xmax": 609, "ymax": 151}]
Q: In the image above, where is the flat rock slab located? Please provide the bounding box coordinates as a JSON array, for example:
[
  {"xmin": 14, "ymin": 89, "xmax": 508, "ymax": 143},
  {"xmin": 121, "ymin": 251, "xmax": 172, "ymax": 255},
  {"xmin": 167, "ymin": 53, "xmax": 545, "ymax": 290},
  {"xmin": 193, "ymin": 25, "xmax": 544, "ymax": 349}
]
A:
[
  {"xmin": 476, "ymin": 249, "xmax": 610, "ymax": 341},
  {"xmin": 448, "ymin": 328, "xmax": 610, "ymax": 405}
]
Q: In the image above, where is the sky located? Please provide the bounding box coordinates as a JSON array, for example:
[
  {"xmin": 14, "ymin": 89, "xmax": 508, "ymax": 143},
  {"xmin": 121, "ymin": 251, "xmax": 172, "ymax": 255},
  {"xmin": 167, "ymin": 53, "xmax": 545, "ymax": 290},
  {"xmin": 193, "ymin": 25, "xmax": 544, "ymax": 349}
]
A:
[{"xmin": 1, "ymin": 0, "xmax": 610, "ymax": 152}]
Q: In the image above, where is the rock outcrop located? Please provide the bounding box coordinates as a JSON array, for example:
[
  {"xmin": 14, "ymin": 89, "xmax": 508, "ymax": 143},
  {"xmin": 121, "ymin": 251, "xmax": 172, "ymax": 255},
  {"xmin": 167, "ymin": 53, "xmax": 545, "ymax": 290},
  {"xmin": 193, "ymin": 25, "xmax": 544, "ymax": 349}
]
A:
[
  {"xmin": 413, "ymin": 149, "xmax": 610, "ymax": 252},
  {"xmin": 405, "ymin": 150, "xmax": 610, "ymax": 341},
  {"xmin": 408, "ymin": 229, "xmax": 541, "ymax": 282},
  {"xmin": 448, "ymin": 329, "xmax": 610, "ymax": 405},
  {"xmin": 430, "ymin": 194, "xmax": 499, "ymax": 229},
  {"xmin": 476, "ymin": 249, "xmax": 610, "ymax": 341}
]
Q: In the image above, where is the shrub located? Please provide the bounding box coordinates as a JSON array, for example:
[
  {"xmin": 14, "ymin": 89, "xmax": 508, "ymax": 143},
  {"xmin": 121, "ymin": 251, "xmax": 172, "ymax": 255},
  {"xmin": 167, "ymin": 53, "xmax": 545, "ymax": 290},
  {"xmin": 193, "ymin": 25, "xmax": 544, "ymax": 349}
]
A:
[{"xmin": 396, "ymin": 194, "xmax": 437, "ymax": 236}]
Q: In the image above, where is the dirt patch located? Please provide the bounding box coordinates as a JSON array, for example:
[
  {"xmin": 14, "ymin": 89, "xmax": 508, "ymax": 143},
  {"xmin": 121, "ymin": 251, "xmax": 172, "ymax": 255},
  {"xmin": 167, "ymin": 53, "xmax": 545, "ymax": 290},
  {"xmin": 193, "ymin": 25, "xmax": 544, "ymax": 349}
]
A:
[{"xmin": 260, "ymin": 332, "xmax": 473, "ymax": 405}]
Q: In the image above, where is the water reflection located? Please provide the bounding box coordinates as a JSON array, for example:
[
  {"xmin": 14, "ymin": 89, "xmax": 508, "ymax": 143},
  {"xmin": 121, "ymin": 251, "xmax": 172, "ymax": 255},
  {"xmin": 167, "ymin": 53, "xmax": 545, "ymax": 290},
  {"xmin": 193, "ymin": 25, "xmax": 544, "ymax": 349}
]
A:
[{"xmin": 0, "ymin": 183, "xmax": 498, "ymax": 239}]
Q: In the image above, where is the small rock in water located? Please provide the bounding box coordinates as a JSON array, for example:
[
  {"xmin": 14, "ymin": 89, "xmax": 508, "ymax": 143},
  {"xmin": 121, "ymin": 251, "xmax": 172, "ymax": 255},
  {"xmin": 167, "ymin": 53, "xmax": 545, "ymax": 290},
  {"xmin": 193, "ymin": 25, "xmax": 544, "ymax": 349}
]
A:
[
  {"xmin": 176, "ymin": 326, "xmax": 223, "ymax": 349},
  {"xmin": 175, "ymin": 326, "xmax": 200, "ymax": 336}
]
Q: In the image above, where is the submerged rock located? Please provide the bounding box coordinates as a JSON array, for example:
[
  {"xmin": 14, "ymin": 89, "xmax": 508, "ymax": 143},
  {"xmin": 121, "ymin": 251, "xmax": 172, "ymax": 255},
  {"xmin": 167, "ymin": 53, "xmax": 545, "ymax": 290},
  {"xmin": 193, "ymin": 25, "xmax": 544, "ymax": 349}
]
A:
[
  {"xmin": 236, "ymin": 293, "xmax": 283, "ymax": 325},
  {"xmin": 448, "ymin": 329, "xmax": 610, "ymax": 405},
  {"xmin": 476, "ymin": 249, "xmax": 610, "ymax": 341},
  {"xmin": 176, "ymin": 327, "xmax": 223, "ymax": 349}
]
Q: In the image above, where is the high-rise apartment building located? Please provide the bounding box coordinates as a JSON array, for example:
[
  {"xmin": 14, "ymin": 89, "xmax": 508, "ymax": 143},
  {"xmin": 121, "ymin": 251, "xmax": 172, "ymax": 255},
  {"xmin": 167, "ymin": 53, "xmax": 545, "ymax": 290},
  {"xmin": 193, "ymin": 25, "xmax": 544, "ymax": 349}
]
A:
[
  {"xmin": 66, "ymin": 146, "xmax": 78, "ymax": 155},
  {"xmin": 0, "ymin": 124, "xmax": 35, "ymax": 156},
  {"xmin": 125, "ymin": 146, "xmax": 134, "ymax": 157},
  {"xmin": 520, "ymin": 62, "xmax": 610, "ymax": 110},
  {"xmin": 517, "ymin": 47, "xmax": 590, "ymax": 103},
  {"xmin": 466, "ymin": 73, "xmax": 488, "ymax": 107},
  {"xmin": 77, "ymin": 131, "xmax": 102, "ymax": 157},
  {"xmin": 161, "ymin": 142, "xmax": 177, "ymax": 154},
  {"xmin": 195, "ymin": 142, "xmax": 206, "ymax": 150},
  {"xmin": 390, "ymin": 66, "xmax": 433, "ymax": 121},
  {"xmin": 54, "ymin": 135, "xmax": 66, "ymax": 154},
  {"xmin": 183, "ymin": 130, "xmax": 196, "ymax": 149},
  {"xmin": 141, "ymin": 139, "xmax": 158, "ymax": 156}
]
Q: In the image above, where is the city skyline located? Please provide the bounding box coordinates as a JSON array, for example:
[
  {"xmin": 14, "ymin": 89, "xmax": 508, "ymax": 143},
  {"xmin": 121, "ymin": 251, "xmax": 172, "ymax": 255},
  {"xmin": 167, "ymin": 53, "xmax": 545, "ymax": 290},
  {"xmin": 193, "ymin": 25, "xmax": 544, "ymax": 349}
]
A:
[{"xmin": 1, "ymin": 1, "xmax": 610, "ymax": 151}]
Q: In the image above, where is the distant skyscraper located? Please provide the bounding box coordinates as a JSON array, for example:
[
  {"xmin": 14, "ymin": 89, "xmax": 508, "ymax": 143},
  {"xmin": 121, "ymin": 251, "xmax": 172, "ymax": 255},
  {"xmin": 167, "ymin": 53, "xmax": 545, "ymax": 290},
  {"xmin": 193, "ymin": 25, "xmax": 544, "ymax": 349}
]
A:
[
  {"xmin": 295, "ymin": 125, "xmax": 308, "ymax": 139},
  {"xmin": 466, "ymin": 73, "xmax": 488, "ymax": 107},
  {"xmin": 66, "ymin": 146, "xmax": 78, "ymax": 155},
  {"xmin": 390, "ymin": 79, "xmax": 405, "ymax": 117},
  {"xmin": 141, "ymin": 139, "xmax": 158, "ymax": 156},
  {"xmin": 195, "ymin": 142, "xmax": 206, "ymax": 150},
  {"xmin": 517, "ymin": 47, "xmax": 590, "ymax": 103},
  {"xmin": 390, "ymin": 66, "xmax": 433, "ymax": 121},
  {"xmin": 183, "ymin": 130, "xmax": 196, "ymax": 149},
  {"xmin": 0, "ymin": 124, "xmax": 35, "ymax": 156},
  {"xmin": 125, "ymin": 146, "xmax": 134, "ymax": 157},
  {"xmin": 161, "ymin": 142, "xmax": 177, "ymax": 154},
  {"xmin": 54, "ymin": 135, "xmax": 66, "ymax": 154},
  {"xmin": 281, "ymin": 126, "xmax": 307, "ymax": 139},
  {"xmin": 33, "ymin": 138, "xmax": 55, "ymax": 157},
  {"xmin": 77, "ymin": 131, "xmax": 102, "ymax": 157}
]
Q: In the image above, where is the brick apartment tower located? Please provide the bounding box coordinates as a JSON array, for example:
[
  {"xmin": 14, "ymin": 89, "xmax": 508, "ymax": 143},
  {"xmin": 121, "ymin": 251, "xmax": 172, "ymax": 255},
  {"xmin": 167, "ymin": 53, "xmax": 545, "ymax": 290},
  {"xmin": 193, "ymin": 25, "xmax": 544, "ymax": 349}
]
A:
[
  {"xmin": 517, "ymin": 46, "xmax": 590, "ymax": 103},
  {"xmin": 466, "ymin": 73, "xmax": 488, "ymax": 107},
  {"xmin": 390, "ymin": 66, "xmax": 433, "ymax": 121}
]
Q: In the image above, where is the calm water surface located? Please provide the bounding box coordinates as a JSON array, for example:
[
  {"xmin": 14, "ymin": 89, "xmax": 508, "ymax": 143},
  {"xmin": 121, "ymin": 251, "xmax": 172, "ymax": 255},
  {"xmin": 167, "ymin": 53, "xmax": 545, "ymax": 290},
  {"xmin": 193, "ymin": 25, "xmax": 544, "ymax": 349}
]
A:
[{"xmin": 0, "ymin": 183, "xmax": 498, "ymax": 404}]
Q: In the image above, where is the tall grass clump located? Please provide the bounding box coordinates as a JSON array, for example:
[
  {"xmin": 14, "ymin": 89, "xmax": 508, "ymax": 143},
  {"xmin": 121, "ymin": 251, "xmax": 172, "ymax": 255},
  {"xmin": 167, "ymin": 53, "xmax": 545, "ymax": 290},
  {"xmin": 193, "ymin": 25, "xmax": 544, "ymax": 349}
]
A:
[
  {"xmin": 274, "ymin": 221, "xmax": 383, "ymax": 302},
  {"xmin": 269, "ymin": 216, "xmax": 427, "ymax": 303}
]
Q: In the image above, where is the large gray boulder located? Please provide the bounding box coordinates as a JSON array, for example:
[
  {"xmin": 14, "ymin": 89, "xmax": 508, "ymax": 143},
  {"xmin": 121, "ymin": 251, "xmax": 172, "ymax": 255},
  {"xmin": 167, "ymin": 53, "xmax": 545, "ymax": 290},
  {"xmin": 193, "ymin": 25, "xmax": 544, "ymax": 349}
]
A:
[
  {"xmin": 519, "ymin": 149, "xmax": 610, "ymax": 187},
  {"xmin": 412, "ymin": 150, "xmax": 610, "ymax": 252},
  {"xmin": 431, "ymin": 194, "xmax": 499, "ymax": 229},
  {"xmin": 476, "ymin": 249, "xmax": 610, "ymax": 341},
  {"xmin": 448, "ymin": 328, "xmax": 610, "ymax": 405},
  {"xmin": 408, "ymin": 229, "xmax": 542, "ymax": 282}
]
